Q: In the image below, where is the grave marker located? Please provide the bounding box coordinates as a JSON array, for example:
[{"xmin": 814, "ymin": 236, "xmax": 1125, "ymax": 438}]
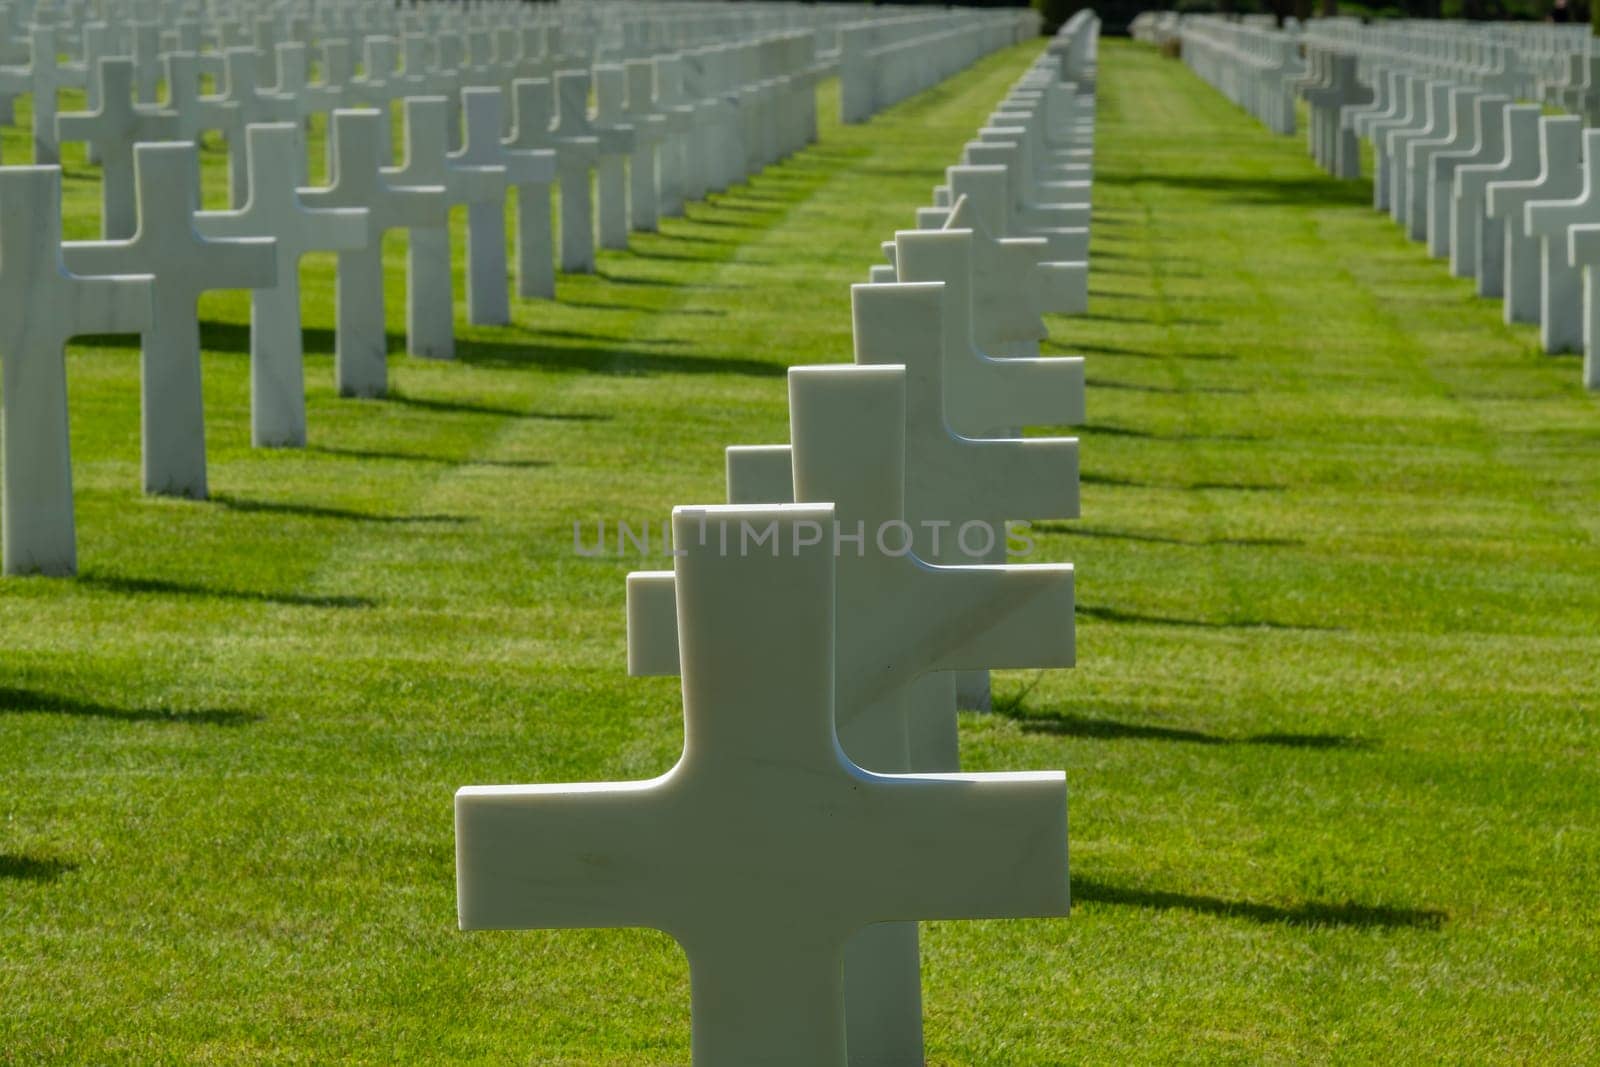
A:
[
  {"xmin": 63, "ymin": 143, "xmax": 276, "ymax": 498},
  {"xmin": 56, "ymin": 58, "xmax": 180, "ymax": 239},
  {"xmin": 1, "ymin": 168, "xmax": 151, "ymax": 576},
  {"xmin": 449, "ymin": 88, "xmax": 529, "ymax": 326},
  {"xmin": 195, "ymin": 123, "xmax": 369, "ymax": 447},
  {"xmin": 625, "ymin": 366, "xmax": 1074, "ymax": 1065},
  {"xmin": 300, "ymin": 108, "xmax": 448, "ymax": 397},
  {"xmin": 459, "ymin": 502, "xmax": 1069, "ymax": 1066}
]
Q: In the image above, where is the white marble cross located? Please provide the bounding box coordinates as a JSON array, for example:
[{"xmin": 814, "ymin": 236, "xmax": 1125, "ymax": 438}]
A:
[
  {"xmin": 1487, "ymin": 116, "xmax": 1581, "ymax": 330},
  {"xmin": 62, "ymin": 142, "xmax": 276, "ymax": 499},
  {"xmin": 0, "ymin": 26, "xmax": 65, "ymax": 163},
  {"xmin": 625, "ymin": 365, "xmax": 1074, "ymax": 1065},
  {"xmin": 195, "ymin": 123, "xmax": 369, "ymax": 448},
  {"xmin": 1524, "ymin": 127, "xmax": 1600, "ymax": 355},
  {"xmin": 1431, "ymin": 94, "xmax": 1508, "ymax": 268},
  {"xmin": 55, "ymin": 57, "xmax": 179, "ymax": 239},
  {"xmin": 891, "ymin": 226, "xmax": 1083, "ymax": 712},
  {"xmin": 591, "ymin": 64, "xmax": 636, "ymax": 250},
  {"xmin": 300, "ymin": 108, "xmax": 447, "ymax": 397},
  {"xmin": 1457, "ymin": 104, "xmax": 1541, "ymax": 299},
  {"xmin": 383, "ymin": 95, "xmax": 506, "ymax": 357},
  {"xmin": 863, "ymin": 279, "xmax": 1077, "ymax": 745},
  {"xmin": 1447, "ymin": 98, "xmax": 1521, "ymax": 285},
  {"xmin": 1, "ymin": 167, "xmax": 152, "ymax": 576},
  {"xmin": 949, "ymin": 165, "xmax": 1087, "ymax": 319},
  {"xmin": 457, "ymin": 502, "xmax": 1069, "ymax": 1067},
  {"xmin": 504, "ymin": 77, "xmax": 563, "ymax": 299},
  {"xmin": 624, "ymin": 58, "xmax": 667, "ymax": 233},
  {"xmin": 451, "ymin": 87, "xmax": 545, "ymax": 326},
  {"xmin": 1407, "ymin": 86, "xmax": 1480, "ymax": 250},
  {"xmin": 218, "ymin": 47, "xmax": 299, "ymax": 204},
  {"xmin": 963, "ymin": 139, "xmax": 1088, "ymax": 256},
  {"xmin": 653, "ymin": 54, "xmax": 700, "ymax": 212},
  {"xmin": 893, "ymin": 227, "xmax": 1085, "ymax": 438},
  {"xmin": 1568, "ymin": 224, "xmax": 1600, "ymax": 390},
  {"xmin": 552, "ymin": 70, "xmax": 601, "ymax": 273}
]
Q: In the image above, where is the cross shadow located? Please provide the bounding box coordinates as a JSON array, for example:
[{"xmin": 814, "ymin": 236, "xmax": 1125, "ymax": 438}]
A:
[
  {"xmin": 1075, "ymin": 604, "xmax": 1341, "ymax": 632},
  {"xmin": 1087, "ymin": 376, "xmax": 1248, "ymax": 396},
  {"xmin": 0, "ymin": 854, "xmax": 76, "ymax": 883},
  {"xmin": 592, "ymin": 269, "xmax": 745, "ymax": 291},
  {"xmin": 1097, "ymin": 172, "xmax": 1374, "ymax": 209},
  {"xmin": 451, "ymin": 338, "xmax": 783, "ymax": 378},
  {"xmin": 1073, "ymin": 878, "xmax": 1444, "ymax": 929},
  {"xmin": 557, "ymin": 299, "xmax": 727, "ymax": 317},
  {"xmin": 1076, "ymin": 472, "xmax": 1284, "ymax": 492},
  {"xmin": 1082, "ymin": 422, "xmax": 1262, "ymax": 443},
  {"xmin": 381, "ymin": 391, "xmax": 611, "ymax": 421},
  {"xmin": 997, "ymin": 703, "xmax": 1371, "ymax": 749},
  {"xmin": 0, "ymin": 685, "xmax": 258, "ymax": 726},
  {"xmin": 78, "ymin": 573, "xmax": 377, "ymax": 609},
  {"xmin": 307, "ymin": 445, "xmax": 550, "ymax": 470},
  {"xmin": 1031, "ymin": 523, "xmax": 1301, "ymax": 549},
  {"xmin": 210, "ymin": 492, "xmax": 472, "ymax": 525}
]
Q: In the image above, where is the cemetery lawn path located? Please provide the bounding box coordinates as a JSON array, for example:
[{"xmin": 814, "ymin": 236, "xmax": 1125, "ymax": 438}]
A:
[{"xmin": 2, "ymin": 37, "xmax": 1598, "ymax": 1066}]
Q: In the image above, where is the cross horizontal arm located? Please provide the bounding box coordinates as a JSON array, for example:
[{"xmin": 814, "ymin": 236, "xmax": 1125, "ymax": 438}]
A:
[{"xmin": 914, "ymin": 562, "xmax": 1074, "ymax": 672}]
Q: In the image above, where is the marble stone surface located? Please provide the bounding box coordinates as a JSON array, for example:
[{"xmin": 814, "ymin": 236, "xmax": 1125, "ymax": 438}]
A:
[
  {"xmin": 1406, "ymin": 86, "xmax": 1480, "ymax": 248},
  {"xmin": 1, "ymin": 167, "xmax": 151, "ymax": 576},
  {"xmin": 1567, "ymin": 223, "xmax": 1600, "ymax": 390},
  {"xmin": 591, "ymin": 65, "xmax": 636, "ymax": 250},
  {"xmin": 1487, "ymin": 116, "xmax": 1582, "ymax": 329},
  {"xmin": 300, "ymin": 108, "xmax": 447, "ymax": 397},
  {"xmin": 386, "ymin": 96, "xmax": 503, "ymax": 360},
  {"xmin": 1386, "ymin": 80, "xmax": 1449, "ymax": 230},
  {"xmin": 63, "ymin": 142, "xmax": 276, "ymax": 498},
  {"xmin": 504, "ymin": 78, "xmax": 564, "ymax": 300},
  {"xmin": 55, "ymin": 57, "xmax": 178, "ymax": 240},
  {"xmin": 451, "ymin": 88, "xmax": 542, "ymax": 326},
  {"xmin": 625, "ymin": 366, "xmax": 1073, "ymax": 1064},
  {"xmin": 195, "ymin": 123, "xmax": 369, "ymax": 448},
  {"xmin": 948, "ymin": 165, "xmax": 1086, "ymax": 319},
  {"xmin": 1454, "ymin": 103, "xmax": 1538, "ymax": 292},
  {"xmin": 459, "ymin": 503, "xmax": 1069, "ymax": 1067},
  {"xmin": 1523, "ymin": 127, "xmax": 1600, "ymax": 355},
  {"xmin": 552, "ymin": 70, "xmax": 601, "ymax": 273}
]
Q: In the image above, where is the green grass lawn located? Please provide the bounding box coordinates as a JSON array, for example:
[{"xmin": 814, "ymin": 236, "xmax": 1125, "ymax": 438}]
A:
[{"xmin": 3, "ymin": 37, "xmax": 1599, "ymax": 1064}]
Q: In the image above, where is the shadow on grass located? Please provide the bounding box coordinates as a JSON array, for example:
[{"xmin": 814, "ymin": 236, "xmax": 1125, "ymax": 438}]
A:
[
  {"xmin": 1083, "ymin": 312, "xmax": 1219, "ymax": 327},
  {"xmin": 308, "ymin": 445, "xmax": 550, "ymax": 470},
  {"xmin": 592, "ymin": 269, "xmax": 746, "ymax": 291},
  {"xmin": 450, "ymin": 338, "xmax": 784, "ymax": 378},
  {"xmin": 996, "ymin": 704, "xmax": 1372, "ymax": 750},
  {"xmin": 381, "ymin": 390, "xmax": 611, "ymax": 421},
  {"xmin": 1075, "ymin": 603, "xmax": 1340, "ymax": 631},
  {"xmin": 1087, "ymin": 376, "xmax": 1248, "ymax": 396},
  {"xmin": 1075, "ymin": 473, "xmax": 1285, "ymax": 492},
  {"xmin": 211, "ymin": 493, "xmax": 472, "ymax": 525},
  {"xmin": 1073, "ymin": 878, "xmax": 1444, "ymax": 930},
  {"xmin": 1097, "ymin": 172, "xmax": 1374, "ymax": 209},
  {"xmin": 0, "ymin": 686, "xmax": 258, "ymax": 727},
  {"xmin": 0, "ymin": 854, "xmax": 76, "ymax": 882},
  {"xmin": 1082, "ymin": 421, "xmax": 1262, "ymax": 443},
  {"xmin": 78, "ymin": 573, "xmax": 377, "ymax": 609},
  {"xmin": 1031, "ymin": 522, "xmax": 1301, "ymax": 549}
]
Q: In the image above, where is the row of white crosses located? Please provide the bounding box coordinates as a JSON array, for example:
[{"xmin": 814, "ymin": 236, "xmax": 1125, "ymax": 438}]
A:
[
  {"xmin": 453, "ymin": 16, "xmax": 1101, "ymax": 1066},
  {"xmin": 0, "ymin": 0, "xmax": 1035, "ymax": 160},
  {"xmin": 1343, "ymin": 69, "xmax": 1600, "ymax": 390},
  {"xmin": 868, "ymin": 21, "xmax": 1098, "ymax": 713},
  {"xmin": 0, "ymin": 20, "xmax": 842, "ymax": 577},
  {"xmin": 1158, "ymin": 14, "xmax": 1600, "ymax": 393}
]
